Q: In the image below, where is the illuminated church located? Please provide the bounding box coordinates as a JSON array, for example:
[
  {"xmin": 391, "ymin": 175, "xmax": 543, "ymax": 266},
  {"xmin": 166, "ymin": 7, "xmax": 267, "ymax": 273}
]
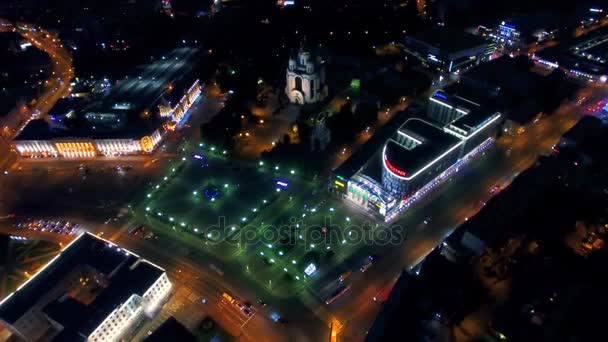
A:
[{"xmin": 285, "ymin": 48, "xmax": 327, "ymax": 104}]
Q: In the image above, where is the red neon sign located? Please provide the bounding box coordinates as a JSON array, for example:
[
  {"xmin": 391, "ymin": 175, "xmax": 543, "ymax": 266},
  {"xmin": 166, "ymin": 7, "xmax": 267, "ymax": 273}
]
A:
[{"xmin": 385, "ymin": 158, "xmax": 407, "ymax": 177}]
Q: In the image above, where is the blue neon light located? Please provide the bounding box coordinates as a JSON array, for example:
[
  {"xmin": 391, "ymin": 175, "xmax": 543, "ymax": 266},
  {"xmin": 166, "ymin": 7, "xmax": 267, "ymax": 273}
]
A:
[{"xmin": 433, "ymin": 92, "xmax": 448, "ymax": 100}]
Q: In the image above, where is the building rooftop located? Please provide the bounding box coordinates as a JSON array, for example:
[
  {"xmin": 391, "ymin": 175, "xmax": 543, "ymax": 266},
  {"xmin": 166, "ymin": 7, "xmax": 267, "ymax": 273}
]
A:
[
  {"xmin": 144, "ymin": 317, "xmax": 197, "ymax": 342},
  {"xmin": 430, "ymin": 90, "xmax": 499, "ymax": 134},
  {"xmin": 0, "ymin": 233, "xmax": 164, "ymax": 337},
  {"xmin": 536, "ymin": 26, "xmax": 608, "ymax": 77},
  {"xmin": 406, "ymin": 27, "xmax": 488, "ymax": 53},
  {"xmin": 14, "ymin": 47, "xmax": 199, "ymax": 142},
  {"xmin": 383, "ymin": 118, "xmax": 460, "ymax": 179},
  {"xmin": 333, "ymin": 109, "xmax": 413, "ymax": 180}
]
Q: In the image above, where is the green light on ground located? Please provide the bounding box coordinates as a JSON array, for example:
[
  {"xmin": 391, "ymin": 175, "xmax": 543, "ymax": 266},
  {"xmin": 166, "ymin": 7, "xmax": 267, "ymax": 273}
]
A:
[
  {"xmin": 290, "ymin": 169, "xmax": 295, "ymax": 174},
  {"xmin": 350, "ymin": 79, "xmax": 361, "ymax": 89}
]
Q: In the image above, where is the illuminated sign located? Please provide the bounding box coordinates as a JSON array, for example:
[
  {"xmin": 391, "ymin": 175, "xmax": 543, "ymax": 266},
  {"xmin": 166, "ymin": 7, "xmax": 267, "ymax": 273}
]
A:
[
  {"xmin": 276, "ymin": 181, "xmax": 288, "ymax": 187},
  {"xmin": 384, "ymin": 157, "xmax": 407, "ymax": 177},
  {"xmin": 304, "ymin": 263, "xmax": 317, "ymax": 276},
  {"xmin": 334, "ymin": 180, "xmax": 345, "ymax": 187}
]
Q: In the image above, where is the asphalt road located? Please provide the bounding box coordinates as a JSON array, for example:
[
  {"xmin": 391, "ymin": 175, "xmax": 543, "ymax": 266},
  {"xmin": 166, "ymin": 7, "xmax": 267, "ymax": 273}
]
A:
[
  {"xmin": 0, "ymin": 64, "xmax": 602, "ymax": 342},
  {"xmin": 0, "ymin": 19, "xmax": 74, "ymax": 169},
  {"xmin": 0, "ymin": 99, "xmax": 583, "ymax": 342}
]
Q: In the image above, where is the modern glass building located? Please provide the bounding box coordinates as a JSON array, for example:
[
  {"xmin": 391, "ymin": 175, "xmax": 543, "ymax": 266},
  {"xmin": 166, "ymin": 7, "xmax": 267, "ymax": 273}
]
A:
[{"xmin": 381, "ymin": 91, "xmax": 502, "ymax": 199}]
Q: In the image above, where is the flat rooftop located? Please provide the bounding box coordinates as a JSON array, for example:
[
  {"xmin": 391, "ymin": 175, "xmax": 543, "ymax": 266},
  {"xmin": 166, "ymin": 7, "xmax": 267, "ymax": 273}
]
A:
[
  {"xmin": 431, "ymin": 90, "xmax": 496, "ymax": 133},
  {"xmin": 14, "ymin": 47, "xmax": 199, "ymax": 141},
  {"xmin": 406, "ymin": 27, "xmax": 488, "ymax": 53},
  {"xmin": 0, "ymin": 233, "xmax": 164, "ymax": 337},
  {"xmin": 384, "ymin": 118, "xmax": 460, "ymax": 178},
  {"xmin": 537, "ymin": 27, "xmax": 608, "ymax": 76},
  {"xmin": 95, "ymin": 47, "xmax": 198, "ymax": 113}
]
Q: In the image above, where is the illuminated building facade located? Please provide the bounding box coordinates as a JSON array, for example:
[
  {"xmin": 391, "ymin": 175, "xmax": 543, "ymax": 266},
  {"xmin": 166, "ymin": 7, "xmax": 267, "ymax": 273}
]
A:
[
  {"xmin": 492, "ymin": 21, "xmax": 521, "ymax": 46},
  {"xmin": 13, "ymin": 126, "xmax": 164, "ymax": 158},
  {"xmin": 0, "ymin": 233, "xmax": 172, "ymax": 342},
  {"xmin": 285, "ymin": 48, "xmax": 328, "ymax": 104},
  {"xmin": 534, "ymin": 27, "xmax": 608, "ymax": 83},
  {"xmin": 12, "ymin": 48, "xmax": 201, "ymax": 158},
  {"xmin": 158, "ymin": 79, "xmax": 202, "ymax": 128},
  {"xmin": 382, "ymin": 91, "xmax": 501, "ymax": 199},
  {"xmin": 403, "ymin": 27, "xmax": 493, "ymax": 74},
  {"xmin": 331, "ymin": 91, "xmax": 501, "ymax": 220}
]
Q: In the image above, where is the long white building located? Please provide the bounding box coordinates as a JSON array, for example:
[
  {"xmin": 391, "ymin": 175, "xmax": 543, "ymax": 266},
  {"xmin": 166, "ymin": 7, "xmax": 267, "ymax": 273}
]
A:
[
  {"xmin": 12, "ymin": 47, "xmax": 202, "ymax": 159},
  {"xmin": 0, "ymin": 233, "xmax": 172, "ymax": 342}
]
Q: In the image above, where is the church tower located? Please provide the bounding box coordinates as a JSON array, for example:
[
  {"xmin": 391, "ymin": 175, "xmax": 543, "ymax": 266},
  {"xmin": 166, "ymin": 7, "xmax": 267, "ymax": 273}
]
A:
[{"xmin": 285, "ymin": 46, "xmax": 327, "ymax": 104}]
